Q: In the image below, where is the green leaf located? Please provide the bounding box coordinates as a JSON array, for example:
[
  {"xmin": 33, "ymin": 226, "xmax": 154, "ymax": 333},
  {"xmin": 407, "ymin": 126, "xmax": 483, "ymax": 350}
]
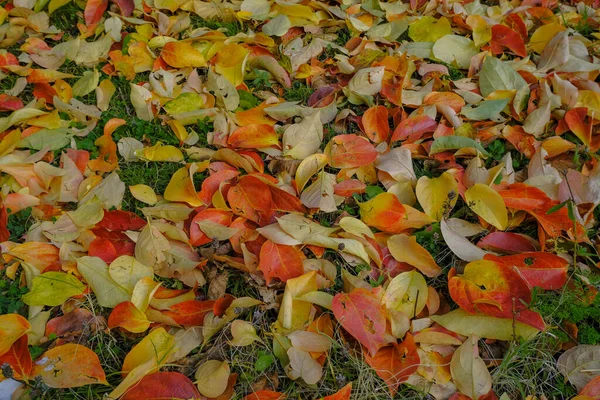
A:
[
  {"xmin": 365, "ymin": 185, "xmax": 384, "ymax": 199},
  {"xmin": 461, "ymin": 98, "xmax": 509, "ymax": 121},
  {"xmin": 429, "ymin": 136, "xmax": 490, "ymax": 157},
  {"xmin": 546, "ymin": 200, "xmax": 568, "ymax": 215},
  {"xmin": 254, "ymin": 351, "xmax": 275, "ymax": 372},
  {"xmin": 22, "ymin": 272, "xmax": 86, "ymax": 306}
]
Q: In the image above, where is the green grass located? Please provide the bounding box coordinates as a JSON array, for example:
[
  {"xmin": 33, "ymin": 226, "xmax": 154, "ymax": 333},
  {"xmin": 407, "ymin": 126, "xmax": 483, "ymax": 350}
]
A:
[{"xmin": 0, "ymin": 269, "xmax": 28, "ymax": 316}]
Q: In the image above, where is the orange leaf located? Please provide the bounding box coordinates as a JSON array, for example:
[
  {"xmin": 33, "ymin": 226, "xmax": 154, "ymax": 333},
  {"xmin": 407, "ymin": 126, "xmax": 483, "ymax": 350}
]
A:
[
  {"xmin": 259, "ymin": 240, "xmax": 304, "ymax": 284},
  {"xmin": 227, "ymin": 175, "xmax": 274, "ymax": 225},
  {"xmin": 121, "ymin": 372, "xmax": 201, "ymax": 400},
  {"xmin": 498, "ymin": 183, "xmax": 584, "ymax": 237},
  {"xmin": 0, "ymin": 314, "xmax": 30, "ymax": 357},
  {"xmin": 564, "ymin": 108, "xmax": 592, "ymax": 147},
  {"xmin": 362, "ymin": 106, "xmax": 389, "ymax": 143},
  {"xmin": 320, "ymin": 383, "xmax": 353, "ymax": 400},
  {"xmin": 363, "ymin": 333, "xmax": 420, "ymax": 396},
  {"xmin": 32, "ymin": 344, "xmax": 108, "ymax": 388},
  {"xmin": 359, "ymin": 193, "xmax": 407, "ymax": 233},
  {"xmin": 332, "ymin": 288, "xmax": 390, "ymax": 357},
  {"xmin": 228, "ymin": 124, "xmax": 280, "ymax": 149},
  {"xmin": 108, "ymin": 301, "xmax": 151, "ymax": 333},
  {"xmin": 326, "ymin": 134, "xmax": 378, "ymax": 169},
  {"xmin": 161, "ymin": 42, "xmax": 206, "ymax": 68},
  {"xmin": 0, "ymin": 336, "xmax": 32, "ymax": 380}
]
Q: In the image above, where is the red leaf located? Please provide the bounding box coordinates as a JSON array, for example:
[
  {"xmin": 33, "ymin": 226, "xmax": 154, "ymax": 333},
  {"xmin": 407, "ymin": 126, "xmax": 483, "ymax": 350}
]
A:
[
  {"xmin": 97, "ymin": 210, "xmax": 147, "ymax": 231},
  {"xmin": 477, "ymin": 232, "xmax": 538, "ymax": 254},
  {"xmin": 363, "ymin": 334, "xmax": 420, "ymax": 396},
  {"xmin": 114, "ymin": 0, "xmax": 134, "ymax": 16},
  {"xmin": 484, "ymin": 252, "xmax": 569, "ymax": 290},
  {"xmin": 391, "ymin": 115, "xmax": 437, "ymax": 143},
  {"xmin": 0, "ymin": 336, "xmax": 32, "ymax": 380},
  {"xmin": 362, "ymin": 106, "xmax": 390, "ymax": 143},
  {"xmin": 84, "ymin": 0, "xmax": 108, "ymax": 26},
  {"xmin": 332, "ymin": 288, "xmax": 390, "ymax": 356},
  {"xmin": 0, "ymin": 94, "xmax": 24, "ymax": 112},
  {"xmin": 0, "ymin": 204, "xmax": 8, "ymax": 242},
  {"xmin": 88, "ymin": 238, "xmax": 118, "ymax": 263},
  {"xmin": 259, "ymin": 240, "xmax": 305, "ymax": 284},
  {"xmin": 491, "ymin": 24, "xmax": 527, "ymax": 58},
  {"xmin": 121, "ymin": 372, "xmax": 201, "ymax": 400},
  {"xmin": 326, "ymin": 134, "xmax": 378, "ymax": 169},
  {"xmin": 162, "ymin": 300, "xmax": 216, "ymax": 326}
]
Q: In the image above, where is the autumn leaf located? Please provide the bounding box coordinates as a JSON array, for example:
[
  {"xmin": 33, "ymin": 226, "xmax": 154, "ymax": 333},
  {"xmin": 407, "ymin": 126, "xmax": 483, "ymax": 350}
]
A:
[
  {"xmin": 259, "ymin": 240, "xmax": 305, "ymax": 284},
  {"xmin": 32, "ymin": 344, "xmax": 108, "ymax": 388},
  {"xmin": 332, "ymin": 288, "xmax": 390, "ymax": 356},
  {"xmin": 363, "ymin": 333, "xmax": 420, "ymax": 396}
]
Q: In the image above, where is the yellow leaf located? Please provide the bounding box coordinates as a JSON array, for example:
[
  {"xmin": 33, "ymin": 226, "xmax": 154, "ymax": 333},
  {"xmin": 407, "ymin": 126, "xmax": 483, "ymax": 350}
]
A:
[
  {"xmin": 214, "ymin": 43, "xmax": 249, "ymax": 87},
  {"xmin": 229, "ymin": 320, "xmax": 261, "ymax": 346},
  {"xmin": 164, "ymin": 162, "xmax": 209, "ymax": 207},
  {"xmin": 167, "ymin": 119, "xmax": 188, "ymax": 142},
  {"xmin": 0, "ymin": 314, "xmax": 30, "ymax": 356},
  {"xmin": 415, "ymin": 172, "xmax": 458, "ymax": 221},
  {"xmin": 0, "ymin": 129, "xmax": 21, "ymax": 157},
  {"xmin": 136, "ymin": 142, "xmax": 184, "ymax": 162},
  {"xmin": 576, "ymin": 90, "xmax": 600, "ymax": 117},
  {"xmin": 466, "ymin": 15, "xmax": 491, "ymax": 47},
  {"xmin": 161, "ymin": 41, "xmax": 206, "ymax": 68},
  {"xmin": 408, "ymin": 16, "xmax": 452, "ymax": 42},
  {"xmin": 387, "ymin": 234, "xmax": 441, "ymax": 278},
  {"xmin": 195, "ymin": 360, "xmax": 230, "ymax": 398},
  {"xmin": 122, "ymin": 327, "xmax": 175, "ymax": 375},
  {"xmin": 277, "ymin": 271, "xmax": 318, "ymax": 331},
  {"xmin": 465, "ymin": 183, "xmax": 508, "ymax": 230},
  {"xmin": 130, "ymin": 184, "xmax": 158, "ymax": 205},
  {"xmin": 384, "ymin": 270, "xmax": 428, "ymax": 318},
  {"xmin": 108, "ymin": 255, "xmax": 154, "ymax": 293},
  {"xmin": 530, "ymin": 23, "xmax": 565, "ymax": 54},
  {"xmin": 295, "ymin": 153, "xmax": 329, "ymax": 192}
]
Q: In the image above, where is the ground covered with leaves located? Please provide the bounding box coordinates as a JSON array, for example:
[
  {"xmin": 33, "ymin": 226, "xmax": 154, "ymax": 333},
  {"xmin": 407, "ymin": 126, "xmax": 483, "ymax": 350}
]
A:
[{"xmin": 1, "ymin": 0, "xmax": 600, "ymax": 398}]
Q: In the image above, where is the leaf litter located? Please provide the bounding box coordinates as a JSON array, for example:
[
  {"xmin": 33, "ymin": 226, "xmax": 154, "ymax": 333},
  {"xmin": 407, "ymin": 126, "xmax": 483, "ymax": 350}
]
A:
[{"xmin": 1, "ymin": 0, "xmax": 600, "ymax": 398}]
